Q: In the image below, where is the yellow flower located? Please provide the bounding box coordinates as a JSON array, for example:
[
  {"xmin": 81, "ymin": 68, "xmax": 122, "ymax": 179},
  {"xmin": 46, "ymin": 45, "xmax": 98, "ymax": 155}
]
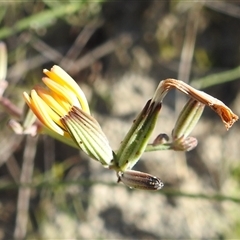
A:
[{"xmin": 23, "ymin": 65, "xmax": 113, "ymax": 167}]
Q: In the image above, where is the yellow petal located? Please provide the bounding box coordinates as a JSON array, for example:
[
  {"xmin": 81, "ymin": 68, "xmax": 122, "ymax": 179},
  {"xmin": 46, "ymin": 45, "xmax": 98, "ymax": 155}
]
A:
[
  {"xmin": 29, "ymin": 90, "xmax": 66, "ymax": 135},
  {"xmin": 42, "ymin": 77, "xmax": 80, "ymax": 108},
  {"xmin": 23, "ymin": 92, "xmax": 31, "ymax": 105},
  {"xmin": 43, "ymin": 65, "xmax": 90, "ymax": 114},
  {"xmin": 50, "ymin": 90, "xmax": 72, "ymax": 112},
  {"xmin": 35, "ymin": 86, "xmax": 69, "ymax": 116},
  {"xmin": 23, "ymin": 91, "xmax": 47, "ymax": 126}
]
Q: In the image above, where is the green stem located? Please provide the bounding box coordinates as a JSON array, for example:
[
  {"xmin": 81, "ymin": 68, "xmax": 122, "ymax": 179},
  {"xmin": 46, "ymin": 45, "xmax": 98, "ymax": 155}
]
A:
[
  {"xmin": 145, "ymin": 143, "xmax": 172, "ymax": 152},
  {"xmin": 191, "ymin": 66, "xmax": 240, "ymax": 89},
  {"xmin": 1, "ymin": 180, "xmax": 239, "ymax": 203},
  {"xmin": 160, "ymin": 188, "xmax": 240, "ymax": 203}
]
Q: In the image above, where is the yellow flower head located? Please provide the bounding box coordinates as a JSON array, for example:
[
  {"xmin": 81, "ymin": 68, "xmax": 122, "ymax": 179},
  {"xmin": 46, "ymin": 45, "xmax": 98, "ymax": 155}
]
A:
[{"xmin": 23, "ymin": 65, "xmax": 113, "ymax": 167}]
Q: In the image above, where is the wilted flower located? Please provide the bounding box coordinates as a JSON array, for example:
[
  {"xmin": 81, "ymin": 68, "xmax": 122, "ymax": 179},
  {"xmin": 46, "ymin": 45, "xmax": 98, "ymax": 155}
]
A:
[
  {"xmin": 23, "ymin": 65, "xmax": 113, "ymax": 167},
  {"xmin": 157, "ymin": 79, "xmax": 238, "ymax": 130}
]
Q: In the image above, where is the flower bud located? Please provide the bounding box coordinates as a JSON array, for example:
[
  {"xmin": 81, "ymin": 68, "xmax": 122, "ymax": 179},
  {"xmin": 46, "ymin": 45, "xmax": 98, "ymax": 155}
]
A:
[
  {"xmin": 118, "ymin": 170, "xmax": 164, "ymax": 190},
  {"xmin": 115, "ymin": 100, "xmax": 162, "ymax": 171},
  {"xmin": 171, "ymin": 136, "xmax": 198, "ymax": 152},
  {"xmin": 61, "ymin": 106, "xmax": 113, "ymax": 167},
  {"xmin": 0, "ymin": 41, "xmax": 7, "ymax": 82},
  {"xmin": 152, "ymin": 133, "xmax": 169, "ymax": 146},
  {"xmin": 172, "ymin": 99, "xmax": 204, "ymax": 139},
  {"xmin": 23, "ymin": 65, "xmax": 113, "ymax": 167}
]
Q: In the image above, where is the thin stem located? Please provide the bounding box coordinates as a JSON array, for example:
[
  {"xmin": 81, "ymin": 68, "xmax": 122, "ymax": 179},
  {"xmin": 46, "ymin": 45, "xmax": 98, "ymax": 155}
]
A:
[
  {"xmin": 191, "ymin": 65, "xmax": 240, "ymax": 89},
  {"xmin": 1, "ymin": 179, "xmax": 239, "ymax": 203},
  {"xmin": 145, "ymin": 143, "xmax": 172, "ymax": 152}
]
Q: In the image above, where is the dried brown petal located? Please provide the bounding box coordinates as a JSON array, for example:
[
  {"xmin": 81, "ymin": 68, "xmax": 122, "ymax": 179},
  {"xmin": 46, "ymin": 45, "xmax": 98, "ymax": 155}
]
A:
[{"xmin": 157, "ymin": 79, "xmax": 238, "ymax": 130}]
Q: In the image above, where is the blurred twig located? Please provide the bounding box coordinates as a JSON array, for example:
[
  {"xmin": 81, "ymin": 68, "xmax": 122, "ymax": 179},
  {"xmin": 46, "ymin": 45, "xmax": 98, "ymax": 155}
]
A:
[
  {"xmin": 14, "ymin": 136, "xmax": 38, "ymax": 240},
  {"xmin": 60, "ymin": 19, "xmax": 104, "ymax": 72},
  {"xmin": 0, "ymin": 97, "xmax": 22, "ymax": 117},
  {"xmin": 0, "ymin": 2, "xmax": 83, "ymax": 40},
  {"xmin": 176, "ymin": 5, "xmax": 201, "ymax": 110},
  {"xmin": 175, "ymin": 6, "xmax": 200, "ymax": 199},
  {"xmin": 30, "ymin": 37, "xmax": 63, "ymax": 63},
  {"xmin": 30, "ymin": 33, "xmax": 133, "ymax": 76},
  {"xmin": 178, "ymin": 7, "xmax": 199, "ymax": 83},
  {"xmin": 70, "ymin": 34, "xmax": 132, "ymax": 75},
  {"xmin": 5, "ymin": 155, "xmax": 21, "ymax": 183},
  {"xmin": 7, "ymin": 54, "xmax": 51, "ymax": 85},
  {"xmin": 43, "ymin": 135, "xmax": 55, "ymax": 179},
  {"xmin": 204, "ymin": 1, "xmax": 240, "ymax": 19}
]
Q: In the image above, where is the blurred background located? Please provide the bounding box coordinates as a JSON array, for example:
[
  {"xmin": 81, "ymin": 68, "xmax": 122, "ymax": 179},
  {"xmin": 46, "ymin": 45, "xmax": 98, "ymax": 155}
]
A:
[{"xmin": 0, "ymin": 0, "xmax": 240, "ymax": 239}]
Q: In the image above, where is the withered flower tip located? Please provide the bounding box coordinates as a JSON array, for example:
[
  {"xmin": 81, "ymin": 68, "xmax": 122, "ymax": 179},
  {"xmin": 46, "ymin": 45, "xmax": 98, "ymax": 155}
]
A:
[{"xmin": 156, "ymin": 79, "xmax": 238, "ymax": 130}]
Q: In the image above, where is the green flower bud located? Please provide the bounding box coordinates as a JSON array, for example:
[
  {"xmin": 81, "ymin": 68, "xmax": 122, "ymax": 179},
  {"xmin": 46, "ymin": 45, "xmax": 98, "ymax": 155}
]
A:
[{"xmin": 172, "ymin": 99, "xmax": 204, "ymax": 139}]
